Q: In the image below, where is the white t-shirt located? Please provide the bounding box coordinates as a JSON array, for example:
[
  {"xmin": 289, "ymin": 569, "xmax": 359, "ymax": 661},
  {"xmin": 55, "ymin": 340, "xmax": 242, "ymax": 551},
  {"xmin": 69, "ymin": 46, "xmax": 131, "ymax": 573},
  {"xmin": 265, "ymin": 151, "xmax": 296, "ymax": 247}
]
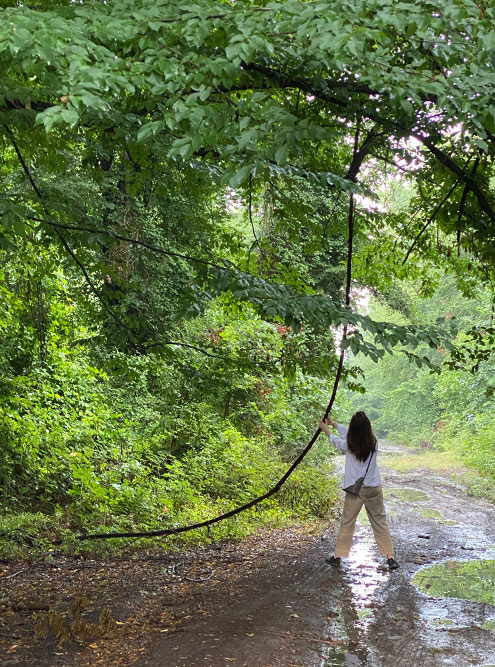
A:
[{"xmin": 328, "ymin": 423, "xmax": 381, "ymax": 490}]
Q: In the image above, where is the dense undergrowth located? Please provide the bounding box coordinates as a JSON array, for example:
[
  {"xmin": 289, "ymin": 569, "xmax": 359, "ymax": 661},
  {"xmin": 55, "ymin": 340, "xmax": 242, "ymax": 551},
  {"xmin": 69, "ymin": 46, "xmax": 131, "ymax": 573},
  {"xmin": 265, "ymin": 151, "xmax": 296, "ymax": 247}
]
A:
[{"xmin": 0, "ymin": 294, "xmax": 341, "ymax": 560}]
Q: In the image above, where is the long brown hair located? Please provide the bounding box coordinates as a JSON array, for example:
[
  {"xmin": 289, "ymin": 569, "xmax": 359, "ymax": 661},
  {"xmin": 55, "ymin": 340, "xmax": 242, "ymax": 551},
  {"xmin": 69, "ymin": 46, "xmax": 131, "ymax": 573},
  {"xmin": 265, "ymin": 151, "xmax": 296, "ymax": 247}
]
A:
[{"xmin": 347, "ymin": 411, "xmax": 376, "ymax": 462}]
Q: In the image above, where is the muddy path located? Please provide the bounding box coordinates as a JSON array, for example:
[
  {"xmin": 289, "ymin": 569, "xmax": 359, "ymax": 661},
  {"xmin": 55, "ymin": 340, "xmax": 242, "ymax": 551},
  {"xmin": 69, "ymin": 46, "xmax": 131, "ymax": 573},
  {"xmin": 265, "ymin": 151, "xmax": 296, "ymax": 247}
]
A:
[
  {"xmin": 2, "ymin": 442, "xmax": 495, "ymax": 666},
  {"xmin": 147, "ymin": 442, "xmax": 495, "ymax": 667}
]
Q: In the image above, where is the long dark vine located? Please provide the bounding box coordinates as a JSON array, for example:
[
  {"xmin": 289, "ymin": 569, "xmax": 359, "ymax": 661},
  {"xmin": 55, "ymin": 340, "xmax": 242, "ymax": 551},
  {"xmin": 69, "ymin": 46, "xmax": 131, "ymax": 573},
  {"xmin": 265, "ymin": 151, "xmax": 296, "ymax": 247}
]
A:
[{"xmin": 71, "ymin": 128, "xmax": 361, "ymax": 543}]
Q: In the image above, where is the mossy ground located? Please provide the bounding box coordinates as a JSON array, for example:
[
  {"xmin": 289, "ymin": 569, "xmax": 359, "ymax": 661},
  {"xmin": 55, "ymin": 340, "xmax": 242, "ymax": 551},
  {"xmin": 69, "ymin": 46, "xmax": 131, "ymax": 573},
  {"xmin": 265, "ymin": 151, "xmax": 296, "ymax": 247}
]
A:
[
  {"xmin": 383, "ymin": 445, "xmax": 495, "ymax": 504},
  {"xmin": 383, "ymin": 448, "xmax": 463, "ymax": 474}
]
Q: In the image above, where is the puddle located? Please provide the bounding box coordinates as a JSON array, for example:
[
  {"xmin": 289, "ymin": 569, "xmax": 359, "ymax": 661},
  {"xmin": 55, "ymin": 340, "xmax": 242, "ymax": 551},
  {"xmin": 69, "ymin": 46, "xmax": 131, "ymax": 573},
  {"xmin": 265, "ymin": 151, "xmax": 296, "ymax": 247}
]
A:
[
  {"xmin": 431, "ymin": 617, "xmax": 455, "ymax": 626},
  {"xmin": 409, "ymin": 504, "xmax": 456, "ymax": 523},
  {"xmin": 385, "ymin": 487, "xmax": 430, "ymax": 502},
  {"xmin": 414, "ymin": 559, "xmax": 495, "ymax": 604},
  {"xmin": 417, "ymin": 508, "xmax": 443, "ymax": 520},
  {"xmin": 346, "ymin": 535, "xmax": 389, "ymax": 625},
  {"xmin": 322, "ymin": 529, "xmax": 387, "ymax": 666},
  {"xmin": 321, "ymin": 653, "xmax": 364, "ymax": 665}
]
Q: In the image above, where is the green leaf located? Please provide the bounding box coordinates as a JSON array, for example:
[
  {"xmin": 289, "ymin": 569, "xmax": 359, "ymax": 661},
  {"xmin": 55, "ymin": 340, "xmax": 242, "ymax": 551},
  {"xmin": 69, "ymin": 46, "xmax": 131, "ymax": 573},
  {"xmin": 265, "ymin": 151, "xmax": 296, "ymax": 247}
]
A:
[
  {"xmin": 474, "ymin": 137, "xmax": 489, "ymax": 153},
  {"xmin": 137, "ymin": 121, "xmax": 164, "ymax": 143},
  {"xmin": 35, "ymin": 106, "xmax": 62, "ymax": 133},
  {"xmin": 274, "ymin": 145, "xmax": 289, "ymax": 165},
  {"xmin": 229, "ymin": 165, "xmax": 252, "ymax": 188},
  {"xmin": 60, "ymin": 108, "xmax": 79, "ymax": 128},
  {"xmin": 225, "ymin": 43, "xmax": 240, "ymax": 60},
  {"xmin": 198, "ymin": 87, "xmax": 212, "ymax": 102}
]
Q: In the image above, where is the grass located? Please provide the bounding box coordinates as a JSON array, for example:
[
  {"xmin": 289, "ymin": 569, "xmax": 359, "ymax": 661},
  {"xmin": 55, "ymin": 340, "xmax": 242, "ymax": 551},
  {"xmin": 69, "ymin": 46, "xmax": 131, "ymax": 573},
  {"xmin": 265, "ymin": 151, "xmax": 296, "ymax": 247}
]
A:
[
  {"xmin": 382, "ymin": 447, "xmax": 464, "ymax": 473},
  {"xmin": 457, "ymin": 473, "xmax": 495, "ymax": 504}
]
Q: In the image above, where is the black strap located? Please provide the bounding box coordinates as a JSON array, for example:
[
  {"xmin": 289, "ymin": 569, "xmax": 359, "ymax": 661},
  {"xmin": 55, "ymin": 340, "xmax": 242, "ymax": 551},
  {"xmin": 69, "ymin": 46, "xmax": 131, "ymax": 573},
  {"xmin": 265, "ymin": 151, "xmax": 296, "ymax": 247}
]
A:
[{"xmin": 362, "ymin": 437, "xmax": 377, "ymax": 481}]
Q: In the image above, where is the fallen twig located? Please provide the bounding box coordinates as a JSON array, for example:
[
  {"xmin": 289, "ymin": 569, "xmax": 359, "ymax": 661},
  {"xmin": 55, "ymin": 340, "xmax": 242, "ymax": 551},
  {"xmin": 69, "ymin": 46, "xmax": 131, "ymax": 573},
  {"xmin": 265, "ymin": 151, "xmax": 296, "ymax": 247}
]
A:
[{"xmin": 4, "ymin": 569, "xmax": 26, "ymax": 580}]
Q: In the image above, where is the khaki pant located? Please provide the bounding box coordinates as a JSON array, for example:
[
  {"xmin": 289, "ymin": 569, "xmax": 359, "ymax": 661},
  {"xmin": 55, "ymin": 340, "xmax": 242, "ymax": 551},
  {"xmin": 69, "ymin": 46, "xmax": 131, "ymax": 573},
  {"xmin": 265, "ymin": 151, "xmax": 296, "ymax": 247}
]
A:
[{"xmin": 335, "ymin": 485, "xmax": 394, "ymax": 557}]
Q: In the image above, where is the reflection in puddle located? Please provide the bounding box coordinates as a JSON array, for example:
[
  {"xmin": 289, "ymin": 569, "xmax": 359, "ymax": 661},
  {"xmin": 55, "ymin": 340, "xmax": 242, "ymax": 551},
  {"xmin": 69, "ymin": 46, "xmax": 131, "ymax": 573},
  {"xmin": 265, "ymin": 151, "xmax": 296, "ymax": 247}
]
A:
[
  {"xmin": 417, "ymin": 508, "xmax": 443, "ymax": 520},
  {"xmin": 431, "ymin": 617, "xmax": 454, "ymax": 626},
  {"xmin": 357, "ymin": 609, "xmax": 372, "ymax": 621},
  {"xmin": 414, "ymin": 559, "xmax": 495, "ymax": 604},
  {"xmin": 346, "ymin": 537, "xmax": 389, "ymax": 629},
  {"xmin": 322, "ymin": 652, "xmax": 363, "ymax": 666},
  {"xmin": 322, "ymin": 528, "xmax": 388, "ymax": 666}
]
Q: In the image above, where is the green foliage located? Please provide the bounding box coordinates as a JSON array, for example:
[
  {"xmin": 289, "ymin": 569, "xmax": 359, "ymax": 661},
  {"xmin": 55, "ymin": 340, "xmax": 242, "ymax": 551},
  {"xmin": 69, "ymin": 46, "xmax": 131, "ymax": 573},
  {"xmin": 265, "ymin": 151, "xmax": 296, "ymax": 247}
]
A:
[
  {"xmin": 352, "ymin": 274, "xmax": 495, "ymax": 488},
  {"xmin": 2, "ymin": 0, "xmax": 495, "ymax": 340},
  {"xmin": 0, "ymin": 512, "xmax": 61, "ymax": 560},
  {"xmin": 0, "ymin": 283, "xmax": 341, "ymax": 558},
  {"xmin": 2, "ymin": 0, "xmax": 495, "ymax": 557}
]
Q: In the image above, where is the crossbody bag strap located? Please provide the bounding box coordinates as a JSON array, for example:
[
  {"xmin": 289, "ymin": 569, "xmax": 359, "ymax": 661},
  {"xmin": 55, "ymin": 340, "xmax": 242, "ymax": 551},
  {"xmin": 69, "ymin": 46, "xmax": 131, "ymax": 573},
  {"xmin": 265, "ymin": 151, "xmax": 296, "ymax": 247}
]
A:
[{"xmin": 362, "ymin": 438, "xmax": 377, "ymax": 480}]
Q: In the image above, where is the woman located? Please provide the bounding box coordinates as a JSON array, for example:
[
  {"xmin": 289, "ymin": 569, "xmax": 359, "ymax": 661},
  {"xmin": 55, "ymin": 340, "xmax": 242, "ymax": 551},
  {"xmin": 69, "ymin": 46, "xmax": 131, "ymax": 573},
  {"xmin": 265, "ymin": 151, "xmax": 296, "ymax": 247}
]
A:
[{"xmin": 319, "ymin": 411, "xmax": 399, "ymax": 571}]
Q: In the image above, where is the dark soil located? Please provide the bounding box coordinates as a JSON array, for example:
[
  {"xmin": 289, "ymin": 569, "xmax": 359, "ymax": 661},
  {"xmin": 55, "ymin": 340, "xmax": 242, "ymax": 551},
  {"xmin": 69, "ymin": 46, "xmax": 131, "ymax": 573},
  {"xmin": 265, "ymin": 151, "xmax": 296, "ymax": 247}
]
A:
[{"xmin": 2, "ymin": 443, "xmax": 495, "ymax": 666}]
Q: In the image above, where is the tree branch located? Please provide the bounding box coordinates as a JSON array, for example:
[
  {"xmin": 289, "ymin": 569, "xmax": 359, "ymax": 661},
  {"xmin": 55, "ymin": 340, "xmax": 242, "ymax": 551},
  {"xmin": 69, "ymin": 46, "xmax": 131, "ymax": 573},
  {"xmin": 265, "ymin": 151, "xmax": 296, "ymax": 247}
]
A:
[
  {"xmin": 417, "ymin": 136, "xmax": 494, "ymax": 222},
  {"xmin": 4, "ymin": 125, "xmax": 44, "ymax": 198},
  {"xmin": 5, "ymin": 128, "xmax": 145, "ymax": 348},
  {"xmin": 402, "ymin": 177, "xmax": 462, "ymax": 265},
  {"xmin": 239, "ymin": 63, "xmax": 495, "ymax": 222},
  {"xmin": 457, "ymin": 156, "xmax": 480, "ymax": 227},
  {"xmin": 55, "ymin": 230, "xmax": 139, "ymax": 347},
  {"xmin": 28, "ymin": 216, "xmax": 229, "ymax": 272},
  {"xmin": 345, "ymin": 128, "xmax": 378, "ymax": 182},
  {"xmin": 3, "ymin": 99, "xmax": 53, "ymax": 113},
  {"xmin": 248, "ymin": 173, "xmax": 267, "ymax": 260}
]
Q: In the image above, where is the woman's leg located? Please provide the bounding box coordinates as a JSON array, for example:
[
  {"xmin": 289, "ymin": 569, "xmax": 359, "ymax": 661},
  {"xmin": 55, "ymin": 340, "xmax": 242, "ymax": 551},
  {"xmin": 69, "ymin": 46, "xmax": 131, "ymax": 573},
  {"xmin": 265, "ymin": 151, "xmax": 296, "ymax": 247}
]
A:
[
  {"xmin": 335, "ymin": 492, "xmax": 365, "ymax": 557},
  {"xmin": 362, "ymin": 486, "xmax": 394, "ymax": 556}
]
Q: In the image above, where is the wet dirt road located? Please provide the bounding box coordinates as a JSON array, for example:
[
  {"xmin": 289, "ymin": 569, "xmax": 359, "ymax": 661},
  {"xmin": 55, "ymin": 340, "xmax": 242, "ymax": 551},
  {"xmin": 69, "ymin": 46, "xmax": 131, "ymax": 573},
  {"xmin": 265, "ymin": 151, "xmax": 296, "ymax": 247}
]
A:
[{"xmin": 149, "ymin": 442, "xmax": 495, "ymax": 667}]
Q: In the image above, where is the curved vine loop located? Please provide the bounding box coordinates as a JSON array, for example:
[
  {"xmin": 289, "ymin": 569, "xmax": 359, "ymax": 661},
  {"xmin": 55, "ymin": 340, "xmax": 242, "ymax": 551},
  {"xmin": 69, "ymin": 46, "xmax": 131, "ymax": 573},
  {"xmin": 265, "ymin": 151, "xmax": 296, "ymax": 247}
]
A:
[{"xmin": 72, "ymin": 126, "xmax": 361, "ymax": 543}]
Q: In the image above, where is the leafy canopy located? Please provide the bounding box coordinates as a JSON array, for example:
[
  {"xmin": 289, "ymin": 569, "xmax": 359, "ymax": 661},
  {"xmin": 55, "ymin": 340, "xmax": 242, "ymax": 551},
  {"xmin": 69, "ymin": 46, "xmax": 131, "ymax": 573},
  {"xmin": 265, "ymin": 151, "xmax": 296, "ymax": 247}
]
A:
[{"xmin": 1, "ymin": 0, "xmax": 495, "ymax": 357}]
